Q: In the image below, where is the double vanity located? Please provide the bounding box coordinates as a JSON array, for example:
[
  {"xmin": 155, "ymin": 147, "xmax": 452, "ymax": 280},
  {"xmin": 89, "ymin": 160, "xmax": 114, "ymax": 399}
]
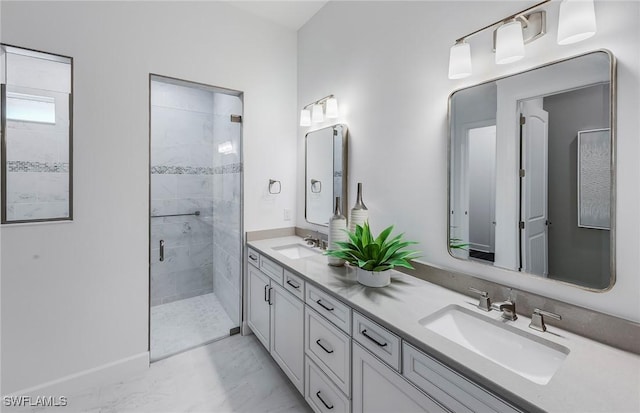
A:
[{"xmin": 246, "ymin": 235, "xmax": 640, "ymax": 413}]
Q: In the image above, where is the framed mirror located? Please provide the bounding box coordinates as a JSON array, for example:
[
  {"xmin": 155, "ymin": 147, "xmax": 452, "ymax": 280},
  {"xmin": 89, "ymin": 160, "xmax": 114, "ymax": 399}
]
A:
[
  {"xmin": 1, "ymin": 44, "xmax": 73, "ymax": 223},
  {"xmin": 305, "ymin": 124, "xmax": 348, "ymax": 226},
  {"xmin": 448, "ymin": 50, "xmax": 615, "ymax": 291}
]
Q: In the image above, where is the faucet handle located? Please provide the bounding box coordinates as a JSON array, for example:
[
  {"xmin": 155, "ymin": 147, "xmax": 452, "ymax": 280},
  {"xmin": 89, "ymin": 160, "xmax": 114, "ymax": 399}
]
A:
[
  {"xmin": 468, "ymin": 287, "xmax": 491, "ymax": 311},
  {"xmin": 529, "ymin": 308, "xmax": 562, "ymax": 332}
]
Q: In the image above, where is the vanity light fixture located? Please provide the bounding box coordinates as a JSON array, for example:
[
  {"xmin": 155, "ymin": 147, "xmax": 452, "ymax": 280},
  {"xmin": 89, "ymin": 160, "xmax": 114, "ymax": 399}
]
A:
[
  {"xmin": 325, "ymin": 97, "xmax": 339, "ymax": 119},
  {"xmin": 557, "ymin": 0, "xmax": 597, "ymax": 45},
  {"xmin": 300, "ymin": 109, "xmax": 311, "ymax": 127},
  {"xmin": 448, "ymin": 40, "xmax": 472, "ymax": 80},
  {"xmin": 448, "ymin": 0, "xmax": 597, "ymax": 79},
  {"xmin": 495, "ymin": 19, "xmax": 525, "ymax": 64},
  {"xmin": 311, "ymin": 103, "xmax": 324, "ymax": 123},
  {"xmin": 299, "ymin": 94, "xmax": 338, "ymax": 126}
]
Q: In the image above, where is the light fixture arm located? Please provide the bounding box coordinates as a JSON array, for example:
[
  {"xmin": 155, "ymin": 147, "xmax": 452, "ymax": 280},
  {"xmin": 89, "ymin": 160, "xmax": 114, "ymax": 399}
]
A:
[
  {"xmin": 454, "ymin": 0, "xmax": 550, "ymax": 43},
  {"xmin": 303, "ymin": 94, "xmax": 335, "ymax": 110}
]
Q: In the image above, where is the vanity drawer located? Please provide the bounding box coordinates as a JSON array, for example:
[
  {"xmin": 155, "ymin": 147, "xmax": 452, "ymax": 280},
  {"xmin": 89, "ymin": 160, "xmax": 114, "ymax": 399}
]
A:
[
  {"xmin": 306, "ymin": 356, "xmax": 351, "ymax": 413},
  {"xmin": 247, "ymin": 248, "xmax": 260, "ymax": 268},
  {"xmin": 352, "ymin": 311, "xmax": 401, "ymax": 371},
  {"xmin": 402, "ymin": 343, "xmax": 521, "ymax": 413},
  {"xmin": 259, "ymin": 254, "xmax": 283, "ymax": 284},
  {"xmin": 283, "ymin": 270, "xmax": 305, "ymax": 301},
  {"xmin": 305, "ymin": 307, "xmax": 351, "ymax": 396},
  {"xmin": 306, "ymin": 283, "xmax": 351, "ymax": 334}
]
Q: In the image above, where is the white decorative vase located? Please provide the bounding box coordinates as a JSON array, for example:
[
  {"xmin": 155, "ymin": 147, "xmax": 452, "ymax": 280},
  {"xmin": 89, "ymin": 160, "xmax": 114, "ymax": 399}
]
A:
[
  {"xmin": 356, "ymin": 267, "xmax": 391, "ymax": 288},
  {"xmin": 328, "ymin": 196, "xmax": 347, "ymax": 266},
  {"xmin": 349, "ymin": 182, "xmax": 369, "ymax": 233}
]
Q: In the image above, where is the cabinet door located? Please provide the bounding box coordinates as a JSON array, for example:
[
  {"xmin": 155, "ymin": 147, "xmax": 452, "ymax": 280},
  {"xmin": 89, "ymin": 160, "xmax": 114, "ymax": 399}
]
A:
[
  {"xmin": 352, "ymin": 343, "xmax": 449, "ymax": 413},
  {"xmin": 270, "ymin": 283, "xmax": 305, "ymax": 394},
  {"xmin": 247, "ymin": 265, "xmax": 271, "ymax": 351}
]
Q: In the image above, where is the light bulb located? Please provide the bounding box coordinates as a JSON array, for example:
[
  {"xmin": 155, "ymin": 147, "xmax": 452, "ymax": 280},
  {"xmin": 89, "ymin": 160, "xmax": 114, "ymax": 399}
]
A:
[
  {"xmin": 311, "ymin": 104, "xmax": 324, "ymax": 123},
  {"xmin": 325, "ymin": 98, "xmax": 339, "ymax": 118},
  {"xmin": 300, "ymin": 109, "xmax": 311, "ymax": 126},
  {"xmin": 557, "ymin": 0, "xmax": 597, "ymax": 45},
  {"xmin": 448, "ymin": 41, "xmax": 472, "ymax": 79},
  {"xmin": 495, "ymin": 20, "xmax": 525, "ymax": 65}
]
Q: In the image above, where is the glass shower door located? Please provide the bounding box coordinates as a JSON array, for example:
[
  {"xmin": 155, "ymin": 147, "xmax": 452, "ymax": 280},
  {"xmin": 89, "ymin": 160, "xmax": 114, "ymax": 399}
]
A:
[{"xmin": 149, "ymin": 76, "xmax": 242, "ymax": 361}]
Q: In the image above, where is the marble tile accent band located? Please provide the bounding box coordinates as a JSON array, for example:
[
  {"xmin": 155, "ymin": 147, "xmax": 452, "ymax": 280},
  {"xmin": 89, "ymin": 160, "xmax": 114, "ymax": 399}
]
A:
[
  {"xmin": 151, "ymin": 163, "xmax": 243, "ymax": 175},
  {"xmin": 7, "ymin": 161, "xmax": 69, "ymax": 173}
]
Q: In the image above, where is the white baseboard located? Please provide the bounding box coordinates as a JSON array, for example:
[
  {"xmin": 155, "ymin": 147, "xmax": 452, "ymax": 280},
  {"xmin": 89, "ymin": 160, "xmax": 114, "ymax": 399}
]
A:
[{"xmin": 7, "ymin": 352, "xmax": 149, "ymax": 397}]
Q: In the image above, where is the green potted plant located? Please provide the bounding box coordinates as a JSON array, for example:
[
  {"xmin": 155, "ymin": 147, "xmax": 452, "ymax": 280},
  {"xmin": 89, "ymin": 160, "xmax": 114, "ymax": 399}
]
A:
[{"xmin": 325, "ymin": 222, "xmax": 420, "ymax": 287}]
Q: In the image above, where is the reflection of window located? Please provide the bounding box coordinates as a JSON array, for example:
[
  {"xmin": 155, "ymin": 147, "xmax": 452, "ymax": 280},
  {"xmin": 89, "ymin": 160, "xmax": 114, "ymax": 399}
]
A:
[{"xmin": 6, "ymin": 92, "xmax": 56, "ymax": 124}]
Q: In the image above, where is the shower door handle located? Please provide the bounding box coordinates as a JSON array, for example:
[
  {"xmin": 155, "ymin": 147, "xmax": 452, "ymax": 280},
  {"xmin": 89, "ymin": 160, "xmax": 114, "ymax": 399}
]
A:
[{"xmin": 159, "ymin": 240, "xmax": 165, "ymax": 262}]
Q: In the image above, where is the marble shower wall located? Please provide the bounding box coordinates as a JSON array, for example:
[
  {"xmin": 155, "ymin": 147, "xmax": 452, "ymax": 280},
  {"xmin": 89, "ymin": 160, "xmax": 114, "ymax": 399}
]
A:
[
  {"xmin": 211, "ymin": 93, "xmax": 243, "ymax": 326},
  {"xmin": 150, "ymin": 80, "xmax": 215, "ymax": 306}
]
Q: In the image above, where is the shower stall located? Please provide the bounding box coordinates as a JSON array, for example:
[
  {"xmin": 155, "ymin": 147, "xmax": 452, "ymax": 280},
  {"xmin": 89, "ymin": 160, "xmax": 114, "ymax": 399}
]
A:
[{"xmin": 149, "ymin": 75, "xmax": 243, "ymax": 361}]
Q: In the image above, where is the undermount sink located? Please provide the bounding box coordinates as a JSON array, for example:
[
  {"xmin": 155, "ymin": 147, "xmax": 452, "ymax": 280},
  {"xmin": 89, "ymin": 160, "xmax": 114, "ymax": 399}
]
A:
[
  {"xmin": 419, "ymin": 305, "xmax": 569, "ymax": 385},
  {"xmin": 272, "ymin": 243, "xmax": 321, "ymax": 259}
]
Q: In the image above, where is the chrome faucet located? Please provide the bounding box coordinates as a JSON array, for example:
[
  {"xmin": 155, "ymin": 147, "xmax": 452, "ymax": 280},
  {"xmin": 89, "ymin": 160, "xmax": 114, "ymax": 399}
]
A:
[
  {"xmin": 304, "ymin": 234, "xmax": 321, "ymax": 247},
  {"xmin": 492, "ymin": 300, "xmax": 517, "ymax": 321},
  {"xmin": 468, "ymin": 287, "xmax": 492, "ymax": 311},
  {"xmin": 529, "ymin": 308, "xmax": 562, "ymax": 332}
]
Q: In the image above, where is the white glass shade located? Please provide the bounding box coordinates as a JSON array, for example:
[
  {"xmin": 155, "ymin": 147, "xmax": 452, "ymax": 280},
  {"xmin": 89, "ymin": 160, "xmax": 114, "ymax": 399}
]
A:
[
  {"xmin": 448, "ymin": 42, "xmax": 472, "ymax": 79},
  {"xmin": 495, "ymin": 20, "xmax": 525, "ymax": 65},
  {"xmin": 557, "ymin": 0, "xmax": 597, "ymax": 45},
  {"xmin": 325, "ymin": 98, "xmax": 339, "ymax": 118},
  {"xmin": 311, "ymin": 103, "xmax": 324, "ymax": 123},
  {"xmin": 300, "ymin": 109, "xmax": 311, "ymax": 126}
]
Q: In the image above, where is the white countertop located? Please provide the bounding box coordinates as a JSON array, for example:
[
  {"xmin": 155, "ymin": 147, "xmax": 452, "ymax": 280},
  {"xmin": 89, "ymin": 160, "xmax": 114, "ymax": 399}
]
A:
[{"xmin": 248, "ymin": 236, "xmax": 640, "ymax": 413}]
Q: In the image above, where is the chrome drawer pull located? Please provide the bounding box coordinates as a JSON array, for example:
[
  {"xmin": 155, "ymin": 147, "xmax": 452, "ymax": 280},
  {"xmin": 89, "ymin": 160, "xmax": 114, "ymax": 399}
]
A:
[
  {"xmin": 361, "ymin": 329, "xmax": 387, "ymax": 347},
  {"xmin": 159, "ymin": 240, "xmax": 165, "ymax": 262},
  {"xmin": 286, "ymin": 279, "xmax": 300, "ymax": 289},
  {"xmin": 315, "ymin": 338, "xmax": 334, "ymax": 354},
  {"xmin": 249, "ymin": 253, "xmax": 258, "ymax": 261},
  {"xmin": 316, "ymin": 391, "xmax": 334, "ymax": 410},
  {"xmin": 316, "ymin": 299, "xmax": 334, "ymax": 312}
]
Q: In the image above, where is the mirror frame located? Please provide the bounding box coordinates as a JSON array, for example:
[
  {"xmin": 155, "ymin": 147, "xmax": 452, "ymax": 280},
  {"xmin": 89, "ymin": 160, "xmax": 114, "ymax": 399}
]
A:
[
  {"xmin": 305, "ymin": 124, "xmax": 348, "ymax": 227},
  {"xmin": 1, "ymin": 43, "xmax": 74, "ymax": 224},
  {"xmin": 446, "ymin": 49, "xmax": 616, "ymax": 292}
]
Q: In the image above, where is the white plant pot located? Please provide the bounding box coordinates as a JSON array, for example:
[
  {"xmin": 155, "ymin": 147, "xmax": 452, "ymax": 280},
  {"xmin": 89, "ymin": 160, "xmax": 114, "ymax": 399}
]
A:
[{"xmin": 356, "ymin": 267, "xmax": 391, "ymax": 288}]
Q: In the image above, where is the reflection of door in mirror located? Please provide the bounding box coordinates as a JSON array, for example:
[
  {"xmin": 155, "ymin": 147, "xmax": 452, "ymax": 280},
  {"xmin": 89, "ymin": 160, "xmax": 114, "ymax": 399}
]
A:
[{"xmin": 520, "ymin": 100, "xmax": 549, "ymax": 276}]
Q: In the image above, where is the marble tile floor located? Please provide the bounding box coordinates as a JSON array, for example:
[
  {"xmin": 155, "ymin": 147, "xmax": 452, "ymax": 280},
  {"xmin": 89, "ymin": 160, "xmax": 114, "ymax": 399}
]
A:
[
  {"xmin": 11, "ymin": 334, "xmax": 312, "ymax": 413},
  {"xmin": 151, "ymin": 293, "xmax": 236, "ymax": 361}
]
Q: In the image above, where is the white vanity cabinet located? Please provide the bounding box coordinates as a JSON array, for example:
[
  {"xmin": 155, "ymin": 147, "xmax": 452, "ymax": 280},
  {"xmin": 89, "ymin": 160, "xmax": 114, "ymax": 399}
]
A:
[
  {"xmin": 247, "ymin": 243, "xmax": 526, "ymax": 413},
  {"xmin": 402, "ymin": 343, "xmax": 521, "ymax": 413},
  {"xmin": 246, "ymin": 250, "xmax": 305, "ymax": 394},
  {"xmin": 247, "ymin": 263, "xmax": 272, "ymax": 350},
  {"xmin": 352, "ymin": 342, "xmax": 449, "ymax": 413},
  {"xmin": 270, "ymin": 282, "xmax": 305, "ymax": 393}
]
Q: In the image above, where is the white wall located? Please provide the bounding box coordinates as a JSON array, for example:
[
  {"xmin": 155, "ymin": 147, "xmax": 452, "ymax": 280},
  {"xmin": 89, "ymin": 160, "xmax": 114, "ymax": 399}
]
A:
[
  {"xmin": 1, "ymin": 1, "xmax": 297, "ymax": 393},
  {"xmin": 297, "ymin": 1, "xmax": 640, "ymax": 322}
]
